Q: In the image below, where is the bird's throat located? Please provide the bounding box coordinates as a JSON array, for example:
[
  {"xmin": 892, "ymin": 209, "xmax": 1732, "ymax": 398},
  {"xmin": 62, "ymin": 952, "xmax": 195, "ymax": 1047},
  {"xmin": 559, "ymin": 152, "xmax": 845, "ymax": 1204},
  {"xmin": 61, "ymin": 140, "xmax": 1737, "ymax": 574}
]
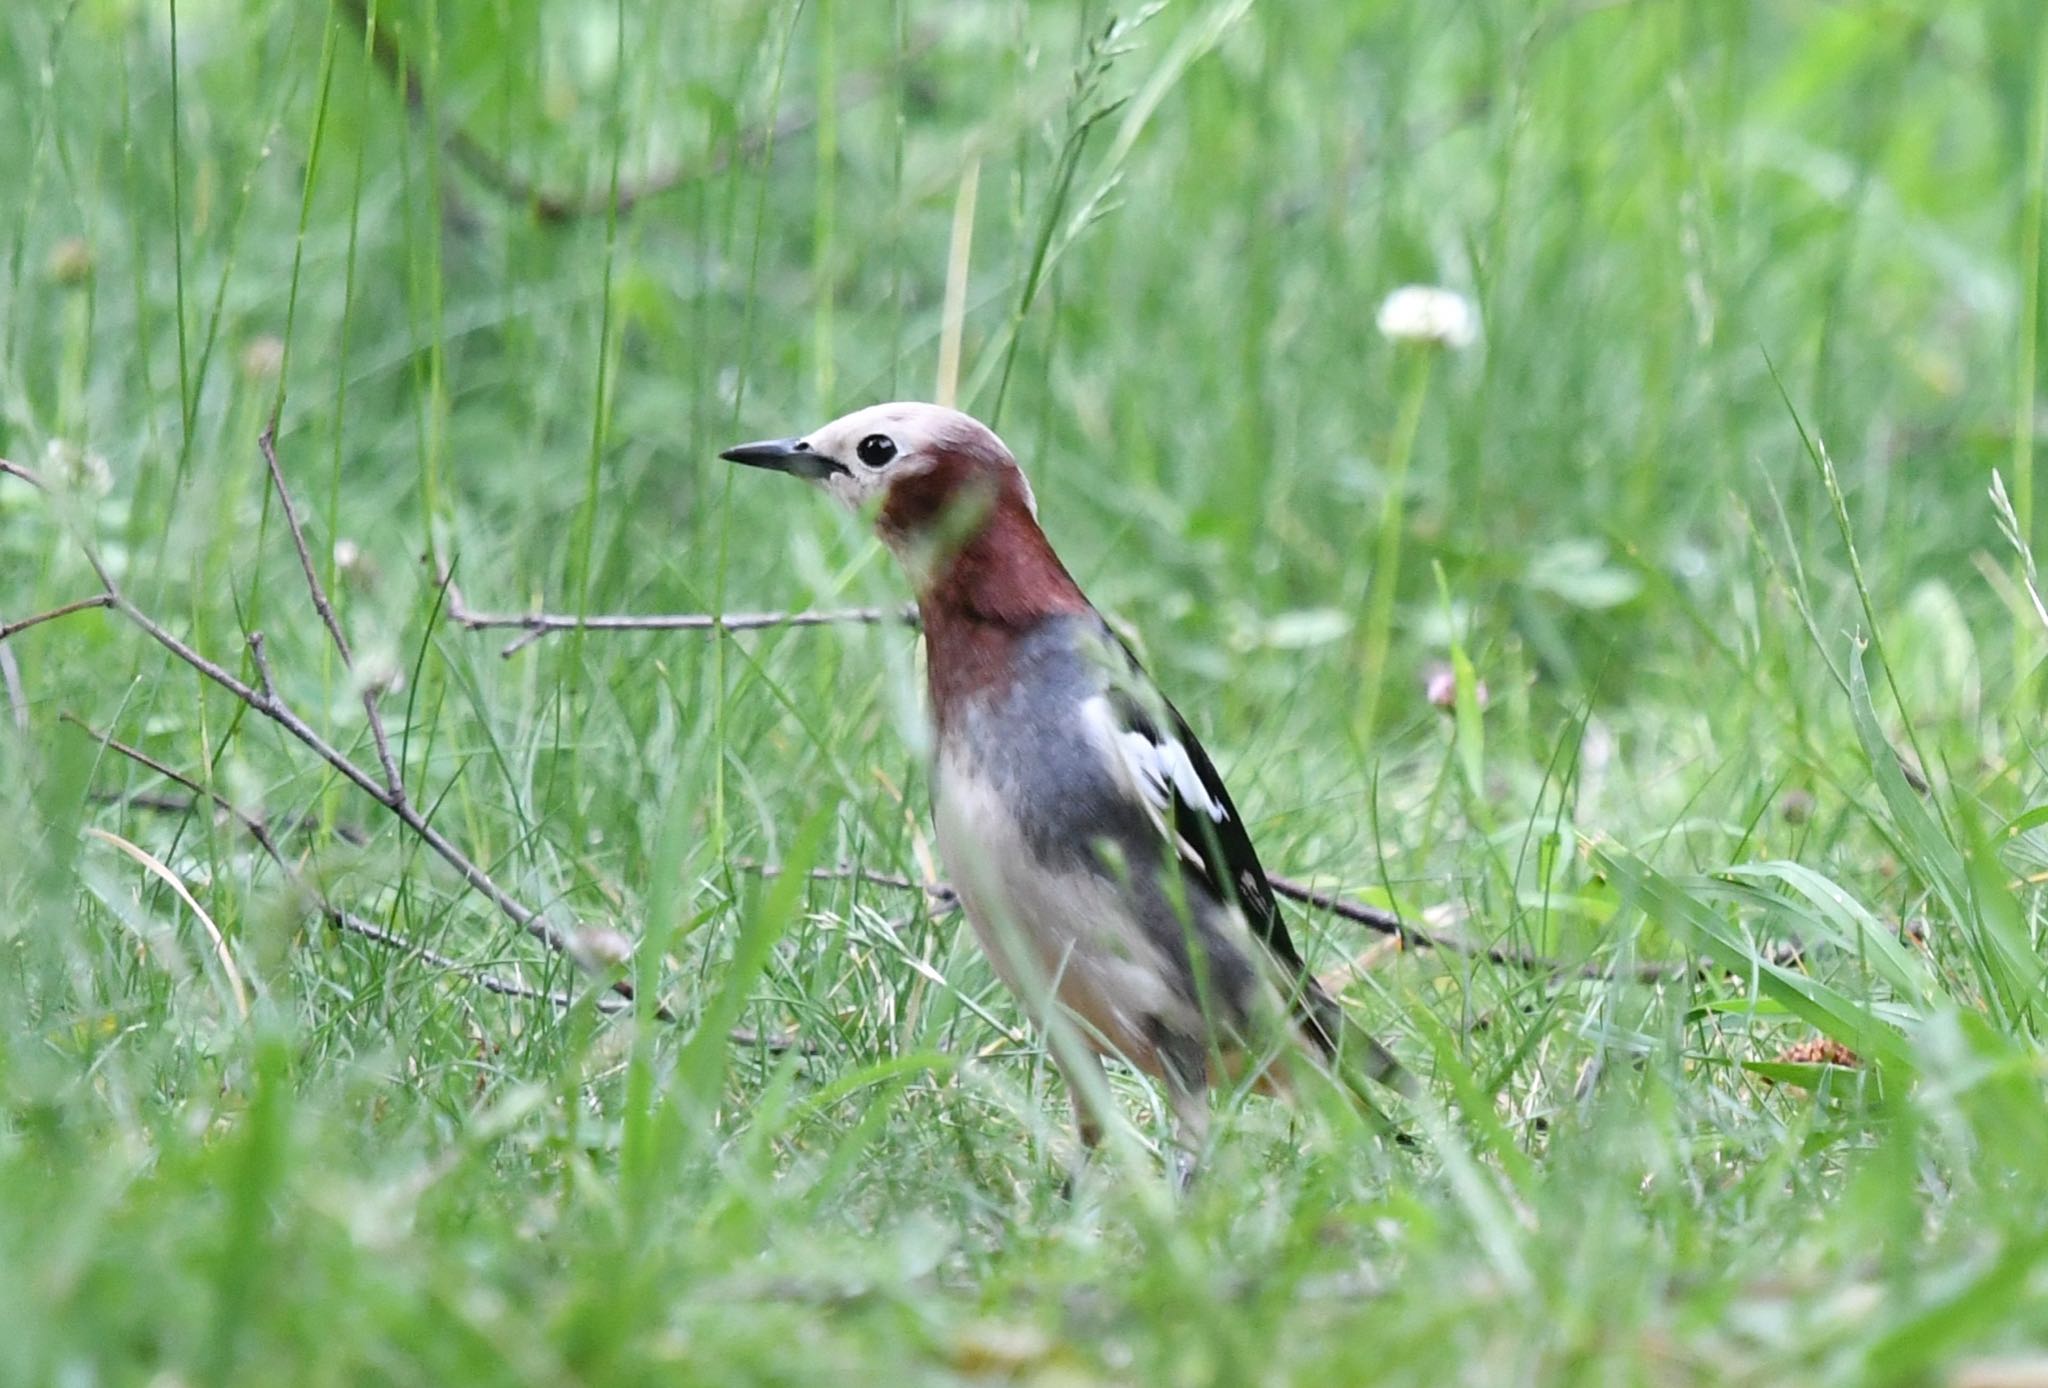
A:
[{"xmin": 909, "ymin": 498, "xmax": 1090, "ymax": 730}]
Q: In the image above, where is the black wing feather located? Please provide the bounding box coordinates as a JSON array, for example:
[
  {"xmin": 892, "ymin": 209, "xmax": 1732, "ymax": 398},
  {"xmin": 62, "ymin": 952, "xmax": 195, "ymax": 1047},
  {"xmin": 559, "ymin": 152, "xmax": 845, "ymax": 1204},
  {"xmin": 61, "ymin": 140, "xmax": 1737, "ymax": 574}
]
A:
[{"xmin": 1105, "ymin": 647, "xmax": 1345, "ymax": 1056}]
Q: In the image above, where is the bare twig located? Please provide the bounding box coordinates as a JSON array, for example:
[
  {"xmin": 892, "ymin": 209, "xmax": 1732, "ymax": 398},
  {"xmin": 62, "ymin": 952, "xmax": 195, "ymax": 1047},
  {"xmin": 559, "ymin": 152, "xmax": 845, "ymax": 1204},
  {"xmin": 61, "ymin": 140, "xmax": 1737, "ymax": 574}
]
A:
[
  {"xmin": 92, "ymin": 789, "xmax": 199, "ymax": 817},
  {"xmin": 733, "ymin": 858, "xmax": 959, "ymax": 910},
  {"xmin": 738, "ymin": 856, "xmax": 1671, "ymax": 983},
  {"xmin": 439, "ymin": 574, "xmax": 917, "ymax": 659},
  {"xmin": 222, "ymin": 610, "xmax": 578, "ymax": 957},
  {"xmin": 70, "ymin": 714, "xmax": 286, "ymax": 863},
  {"xmin": 68, "ymin": 714, "xmax": 628, "ymax": 1015},
  {"xmin": 363, "ymin": 685, "xmax": 403, "ymax": 796},
  {"xmin": 1269, "ymin": 871, "xmax": 1674, "ymax": 982},
  {"xmin": 247, "ymin": 630, "xmax": 279, "ymax": 701},
  {"xmin": 3, "ymin": 442, "xmax": 660, "ymax": 1016},
  {"xmin": 500, "ymin": 627, "xmax": 549, "ymax": 658},
  {"xmin": 0, "ymin": 593, "xmax": 115, "ymax": 643},
  {"xmin": 83, "ymin": 770, "xmax": 371, "ymax": 846},
  {"xmin": 261, "ymin": 421, "xmax": 400, "ymax": 802},
  {"xmin": 1266, "ymin": 872, "xmax": 1406, "ymax": 934},
  {"xmin": 728, "ymin": 1025, "xmax": 822, "ymax": 1056},
  {"xmin": 0, "ymin": 457, "xmax": 46, "ymax": 489},
  {"xmin": 260, "ymin": 424, "xmax": 353, "ymax": 667},
  {"xmin": 331, "ymin": 0, "xmax": 903, "ymax": 224},
  {"xmin": 334, "ymin": 907, "xmax": 614, "ymax": 1012}
]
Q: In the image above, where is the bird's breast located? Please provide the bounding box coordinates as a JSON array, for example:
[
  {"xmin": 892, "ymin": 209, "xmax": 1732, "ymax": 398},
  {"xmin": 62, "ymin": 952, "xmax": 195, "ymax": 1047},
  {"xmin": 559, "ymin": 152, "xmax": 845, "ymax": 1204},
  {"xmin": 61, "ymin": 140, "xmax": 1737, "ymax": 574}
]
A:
[{"xmin": 931, "ymin": 735, "xmax": 1187, "ymax": 1067}]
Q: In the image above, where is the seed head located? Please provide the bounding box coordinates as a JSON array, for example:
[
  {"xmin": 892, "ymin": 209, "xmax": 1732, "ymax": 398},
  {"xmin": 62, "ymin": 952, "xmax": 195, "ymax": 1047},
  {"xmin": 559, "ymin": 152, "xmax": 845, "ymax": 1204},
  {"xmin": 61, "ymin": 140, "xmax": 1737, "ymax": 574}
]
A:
[{"xmin": 1376, "ymin": 285, "xmax": 1479, "ymax": 350}]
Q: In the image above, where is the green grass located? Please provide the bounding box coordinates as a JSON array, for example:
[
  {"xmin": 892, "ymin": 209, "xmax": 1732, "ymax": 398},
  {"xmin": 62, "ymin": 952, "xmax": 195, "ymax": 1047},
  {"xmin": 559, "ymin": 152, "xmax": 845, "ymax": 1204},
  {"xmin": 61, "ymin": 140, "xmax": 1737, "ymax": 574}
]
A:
[{"xmin": 5, "ymin": 0, "xmax": 2048, "ymax": 1382}]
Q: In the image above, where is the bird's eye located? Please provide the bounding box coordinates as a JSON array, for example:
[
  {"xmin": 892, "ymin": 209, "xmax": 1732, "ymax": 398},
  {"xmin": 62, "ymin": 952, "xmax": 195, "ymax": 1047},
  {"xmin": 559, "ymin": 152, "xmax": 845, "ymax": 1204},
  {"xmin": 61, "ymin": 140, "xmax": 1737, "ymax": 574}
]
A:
[{"xmin": 856, "ymin": 434, "xmax": 898, "ymax": 468}]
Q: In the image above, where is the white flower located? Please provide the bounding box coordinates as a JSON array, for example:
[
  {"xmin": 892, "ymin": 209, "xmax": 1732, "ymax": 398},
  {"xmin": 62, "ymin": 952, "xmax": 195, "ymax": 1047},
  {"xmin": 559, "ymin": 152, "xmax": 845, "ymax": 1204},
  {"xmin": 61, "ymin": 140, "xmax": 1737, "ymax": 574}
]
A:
[{"xmin": 1375, "ymin": 285, "xmax": 1479, "ymax": 350}]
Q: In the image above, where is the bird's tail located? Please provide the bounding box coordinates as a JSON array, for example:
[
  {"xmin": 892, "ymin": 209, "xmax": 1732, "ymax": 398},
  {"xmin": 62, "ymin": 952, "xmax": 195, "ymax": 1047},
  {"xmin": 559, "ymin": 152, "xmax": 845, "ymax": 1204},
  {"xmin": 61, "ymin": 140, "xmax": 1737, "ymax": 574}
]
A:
[{"xmin": 1296, "ymin": 978, "xmax": 1416, "ymax": 1139}]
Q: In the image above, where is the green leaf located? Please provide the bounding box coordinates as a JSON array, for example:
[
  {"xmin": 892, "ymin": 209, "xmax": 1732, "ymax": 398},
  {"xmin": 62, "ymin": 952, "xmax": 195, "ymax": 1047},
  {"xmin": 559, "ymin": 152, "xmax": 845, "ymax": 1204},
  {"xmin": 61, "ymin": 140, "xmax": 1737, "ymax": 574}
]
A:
[
  {"xmin": 1845, "ymin": 648, "xmax": 1966, "ymax": 915},
  {"xmin": 1957, "ymin": 797, "xmax": 2047, "ymax": 1027},
  {"xmin": 1738, "ymin": 1060, "xmax": 1882, "ymax": 1110},
  {"xmin": 1711, "ymin": 862, "xmax": 1934, "ymax": 1011},
  {"xmin": 1597, "ymin": 844, "xmax": 1913, "ymax": 1069}
]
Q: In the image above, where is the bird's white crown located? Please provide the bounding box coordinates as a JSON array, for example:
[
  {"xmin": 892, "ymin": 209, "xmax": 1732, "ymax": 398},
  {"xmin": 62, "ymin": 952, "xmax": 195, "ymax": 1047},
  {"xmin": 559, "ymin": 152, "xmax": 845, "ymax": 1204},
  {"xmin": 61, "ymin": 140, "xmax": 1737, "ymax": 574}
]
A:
[{"xmin": 801, "ymin": 402, "xmax": 1035, "ymax": 518}]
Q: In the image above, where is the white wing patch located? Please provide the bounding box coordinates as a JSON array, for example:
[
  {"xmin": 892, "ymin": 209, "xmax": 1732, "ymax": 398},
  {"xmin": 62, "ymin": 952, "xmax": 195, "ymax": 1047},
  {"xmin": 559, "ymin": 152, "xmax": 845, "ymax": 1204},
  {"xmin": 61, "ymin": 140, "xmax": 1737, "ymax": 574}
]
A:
[
  {"xmin": 1118, "ymin": 728, "xmax": 1228, "ymax": 823},
  {"xmin": 1081, "ymin": 695, "xmax": 1229, "ymax": 824}
]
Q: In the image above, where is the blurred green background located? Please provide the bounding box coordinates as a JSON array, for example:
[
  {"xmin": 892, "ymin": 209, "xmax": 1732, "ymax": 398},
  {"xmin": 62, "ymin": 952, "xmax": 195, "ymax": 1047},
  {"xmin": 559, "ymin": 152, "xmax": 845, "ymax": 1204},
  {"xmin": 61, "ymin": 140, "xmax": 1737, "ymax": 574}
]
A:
[{"xmin": 5, "ymin": 1, "xmax": 2048, "ymax": 1383}]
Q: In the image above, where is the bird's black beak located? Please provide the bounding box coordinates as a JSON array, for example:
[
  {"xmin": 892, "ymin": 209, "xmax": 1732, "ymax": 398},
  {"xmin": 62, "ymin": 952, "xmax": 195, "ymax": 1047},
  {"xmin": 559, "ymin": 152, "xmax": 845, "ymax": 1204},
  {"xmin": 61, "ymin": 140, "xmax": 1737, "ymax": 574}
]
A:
[{"xmin": 719, "ymin": 436, "xmax": 842, "ymax": 481}]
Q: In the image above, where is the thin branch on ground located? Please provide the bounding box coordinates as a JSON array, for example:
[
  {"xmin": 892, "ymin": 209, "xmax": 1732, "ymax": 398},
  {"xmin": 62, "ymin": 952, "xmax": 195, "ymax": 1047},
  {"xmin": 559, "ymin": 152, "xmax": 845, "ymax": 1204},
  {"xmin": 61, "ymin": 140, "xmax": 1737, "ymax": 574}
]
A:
[
  {"xmin": 92, "ymin": 789, "xmax": 201, "ymax": 817},
  {"xmin": 0, "ymin": 457, "xmax": 46, "ymax": 488},
  {"xmin": 331, "ymin": 0, "xmax": 905, "ymax": 224},
  {"xmin": 260, "ymin": 425, "xmax": 353, "ymax": 666},
  {"xmin": 68, "ymin": 715, "xmax": 627, "ymax": 1015},
  {"xmin": 4, "ymin": 439, "xmax": 660, "ymax": 1018},
  {"xmin": 1266, "ymin": 871, "xmax": 1406, "ymax": 934},
  {"xmin": 254, "ymin": 410, "xmax": 652, "ymax": 1008},
  {"xmin": 734, "ymin": 857, "xmax": 1672, "ymax": 983},
  {"xmin": 246, "ymin": 630, "xmax": 280, "ymax": 702},
  {"xmin": 260, "ymin": 423, "xmax": 406, "ymax": 799},
  {"xmin": 72, "ymin": 715, "xmax": 287, "ymax": 862},
  {"xmin": 363, "ymin": 685, "xmax": 405, "ymax": 797},
  {"xmin": 732, "ymin": 858, "xmax": 959, "ymax": 910},
  {"xmin": 85, "ymin": 782, "xmax": 372, "ymax": 846},
  {"xmin": 439, "ymin": 572, "xmax": 917, "ymax": 659},
  {"xmin": 334, "ymin": 907, "xmax": 604, "ymax": 1012},
  {"xmin": 1270, "ymin": 871, "xmax": 1675, "ymax": 982},
  {"xmin": 728, "ymin": 1026, "xmax": 821, "ymax": 1056}
]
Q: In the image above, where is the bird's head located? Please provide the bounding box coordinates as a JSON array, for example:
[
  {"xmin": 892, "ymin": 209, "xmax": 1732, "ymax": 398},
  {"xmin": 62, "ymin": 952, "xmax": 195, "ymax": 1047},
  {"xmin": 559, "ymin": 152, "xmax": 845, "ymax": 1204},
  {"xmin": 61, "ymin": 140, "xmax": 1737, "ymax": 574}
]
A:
[{"xmin": 721, "ymin": 402, "xmax": 1037, "ymax": 559}]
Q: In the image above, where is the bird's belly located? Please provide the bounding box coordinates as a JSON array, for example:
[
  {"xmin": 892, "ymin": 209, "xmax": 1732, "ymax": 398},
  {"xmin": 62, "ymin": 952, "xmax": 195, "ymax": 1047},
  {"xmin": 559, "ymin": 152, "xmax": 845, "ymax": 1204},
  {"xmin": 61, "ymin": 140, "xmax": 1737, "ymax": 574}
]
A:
[{"xmin": 932, "ymin": 744, "xmax": 1184, "ymax": 1071}]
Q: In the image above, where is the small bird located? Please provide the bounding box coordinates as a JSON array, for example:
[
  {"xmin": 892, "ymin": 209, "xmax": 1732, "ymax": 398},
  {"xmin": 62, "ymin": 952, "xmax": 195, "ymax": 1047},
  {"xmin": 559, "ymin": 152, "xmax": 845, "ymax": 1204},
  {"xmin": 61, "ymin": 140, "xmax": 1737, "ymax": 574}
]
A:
[{"xmin": 723, "ymin": 403, "xmax": 1404, "ymax": 1178}]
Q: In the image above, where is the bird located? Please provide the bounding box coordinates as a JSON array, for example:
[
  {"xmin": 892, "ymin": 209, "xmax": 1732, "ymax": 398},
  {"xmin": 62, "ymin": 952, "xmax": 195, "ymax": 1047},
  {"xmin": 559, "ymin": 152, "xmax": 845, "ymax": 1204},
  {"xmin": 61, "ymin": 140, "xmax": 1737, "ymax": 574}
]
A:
[{"xmin": 722, "ymin": 402, "xmax": 1405, "ymax": 1180}]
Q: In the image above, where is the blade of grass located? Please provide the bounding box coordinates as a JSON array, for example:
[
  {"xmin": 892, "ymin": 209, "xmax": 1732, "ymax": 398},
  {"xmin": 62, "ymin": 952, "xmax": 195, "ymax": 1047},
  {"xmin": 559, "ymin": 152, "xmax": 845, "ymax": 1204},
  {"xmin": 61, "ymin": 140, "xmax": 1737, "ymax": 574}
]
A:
[
  {"xmin": 935, "ymin": 158, "xmax": 979, "ymax": 409},
  {"xmin": 1596, "ymin": 842, "xmax": 1912, "ymax": 1069}
]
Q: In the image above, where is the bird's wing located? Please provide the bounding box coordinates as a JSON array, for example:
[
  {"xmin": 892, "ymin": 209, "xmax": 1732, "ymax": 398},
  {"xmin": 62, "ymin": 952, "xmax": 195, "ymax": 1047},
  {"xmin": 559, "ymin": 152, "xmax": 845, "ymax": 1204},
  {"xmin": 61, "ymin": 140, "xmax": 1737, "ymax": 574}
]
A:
[
  {"xmin": 1087, "ymin": 636, "xmax": 1320, "ymax": 988},
  {"xmin": 1084, "ymin": 629, "xmax": 1402, "ymax": 1084}
]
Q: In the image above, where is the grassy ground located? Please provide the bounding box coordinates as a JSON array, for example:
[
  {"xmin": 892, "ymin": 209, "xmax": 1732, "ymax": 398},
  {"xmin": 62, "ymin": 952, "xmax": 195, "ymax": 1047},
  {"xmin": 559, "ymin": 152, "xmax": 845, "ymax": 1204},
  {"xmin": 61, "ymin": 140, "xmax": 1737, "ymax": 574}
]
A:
[{"xmin": 5, "ymin": 0, "xmax": 2048, "ymax": 1382}]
